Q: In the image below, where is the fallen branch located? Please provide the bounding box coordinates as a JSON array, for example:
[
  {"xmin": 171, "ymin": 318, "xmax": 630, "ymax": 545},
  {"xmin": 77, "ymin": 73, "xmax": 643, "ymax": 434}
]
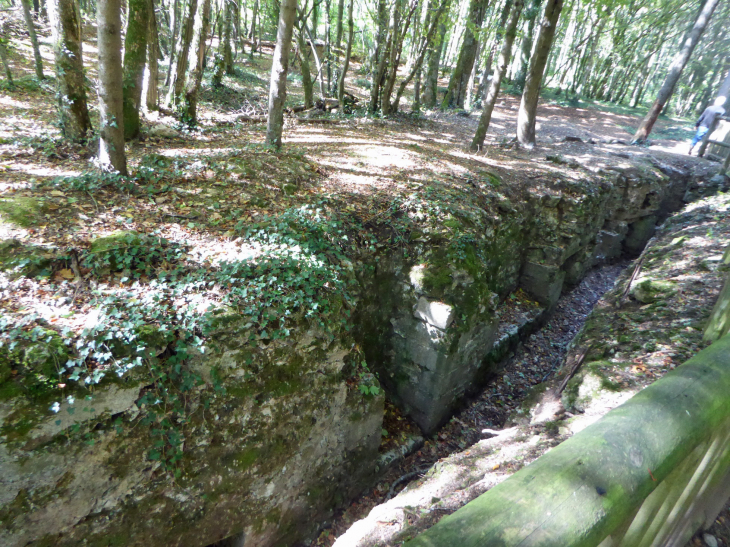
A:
[
  {"xmin": 620, "ymin": 256, "xmax": 645, "ymax": 305},
  {"xmin": 557, "ymin": 346, "xmax": 589, "ymax": 394}
]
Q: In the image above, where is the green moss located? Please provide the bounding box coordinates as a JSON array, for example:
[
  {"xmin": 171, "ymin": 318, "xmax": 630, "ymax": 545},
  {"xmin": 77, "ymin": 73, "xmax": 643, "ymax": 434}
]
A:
[
  {"xmin": 235, "ymin": 446, "xmax": 260, "ymax": 469},
  {"xmin": 0, "ymin": 196, "xmax": 46, "ymax": 228}
]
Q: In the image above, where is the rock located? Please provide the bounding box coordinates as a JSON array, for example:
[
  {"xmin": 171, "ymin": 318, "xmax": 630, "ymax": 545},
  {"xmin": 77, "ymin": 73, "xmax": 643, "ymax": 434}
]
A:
[
  {"xmin": 703, "ymin": 533, "xmax": 719, "ymax": 547},
  {"xmin": 414, "ymin": 297, "xmax": 455, "ymax": 330},
  {"xmin": 631, "ymin": 278, "xmax": 676, "ymax": 304},
  {"xmin": 520, "ymin": 262, "xmax": 566, "ymax": 308},
  {"xmin": 149, "ymin": 123, "xmax": 179, "ymax": 138},
  {"xmin": 562, "ymin": 136, "xmax": 583, "ymax": 142}
]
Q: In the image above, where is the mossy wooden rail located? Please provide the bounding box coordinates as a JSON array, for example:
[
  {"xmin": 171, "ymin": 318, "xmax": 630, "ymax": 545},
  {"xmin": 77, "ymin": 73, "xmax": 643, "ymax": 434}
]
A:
[{"xmin": 406, "ymin": 335, "xmax": 730, "ymax": 547}]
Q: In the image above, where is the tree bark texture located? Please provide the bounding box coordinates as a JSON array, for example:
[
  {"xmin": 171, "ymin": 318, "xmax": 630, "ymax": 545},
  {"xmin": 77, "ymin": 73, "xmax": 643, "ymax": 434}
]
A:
[
  {"xmin": 475, "ymin": 0, "xmax": 512, "ymax": 108},
  {"xmin": 20, "ymin": 0, "xmax": 44, "ymax": 79},
  {"xmin": 632, "ymin": 0, "xmax": 721, "ymax": 143},
  {"xmin": 336, "ymin": 0, "xmax": 354, "ymax": 106},
  {"xmin": 266, "ymin": 0, "xmax": 297, "ymax": 148},
  {"xmin": 48, "ymin": 0, "xmax": 91, "ymax": 142},
  {"xmin": 180, "ymin": 0, "xmax": 212, "ymax": 125},
  {"xmin": 513, "ymin": 0, "xmax": 540, "ymax": 91},
  {"xmin": 296, "ymin": 29, "xmax": 314, "ymax": 108},
  {"xmin": 441, "ymin": 0, "xmax": 488, "ymax": 109},
  {"xmin": 146, "ymin": 0, "xmax": 160, "ymax": 110},
  {"xmin": 369, "ymin": 0, "xmax": 389, "ymax": 112},
  {"xmin": 0, "ymin": 34, "xmax": 13, "ymax": 87},
  {"xmin": 166, "ymin": 0, "xmax": 198, "ymax": 107},
  {"xmin": 97, "ymin": 0, "xmax": 128, "ymax": 174},
  {"xmin": 335, "ymin": 0, "xmax": 345, "ymax": 49},
  {"xmin": 122, "ymin": 0, "xmax": 149, "ymax": 140},
  {"xmin": 515, "ymin": 0, "xmax": 563, "ymax": 147},
  {"xmin": 472, "ymin": 0, "xmax": 523, "ymax": 150},
  {"xmin": 223, "ymin": 0, "xmax": 234, "ymax": 72},
  {"xmin": 422, "ymin": 14, "xmax": 446, "ymax": 107}
]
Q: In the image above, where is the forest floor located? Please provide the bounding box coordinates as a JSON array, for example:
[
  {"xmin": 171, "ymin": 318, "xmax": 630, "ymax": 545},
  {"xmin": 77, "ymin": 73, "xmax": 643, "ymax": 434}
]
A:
[{"xmin": 0, "ymin": 11, "xmax": 728, "ymax": 547}]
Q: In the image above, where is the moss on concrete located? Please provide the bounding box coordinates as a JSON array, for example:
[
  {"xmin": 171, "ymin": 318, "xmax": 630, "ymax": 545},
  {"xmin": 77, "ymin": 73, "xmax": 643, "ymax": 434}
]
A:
[{"xmin": 0, "ymin": 196, "xmax": 46, "ymax": 228}]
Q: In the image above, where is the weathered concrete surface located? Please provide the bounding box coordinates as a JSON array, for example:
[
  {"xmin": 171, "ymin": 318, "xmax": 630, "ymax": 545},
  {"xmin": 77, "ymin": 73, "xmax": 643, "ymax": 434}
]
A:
[
  {"xmin": 362, "ymin": 160, "xmax": 700, "ymax": 433},
  {"xmin": 334, "ymin": 190, "xmax": 730, "ymax": 547},
  {"xmin": 0, "ymin": 316, "xmax": 383, "ymax": 547}
]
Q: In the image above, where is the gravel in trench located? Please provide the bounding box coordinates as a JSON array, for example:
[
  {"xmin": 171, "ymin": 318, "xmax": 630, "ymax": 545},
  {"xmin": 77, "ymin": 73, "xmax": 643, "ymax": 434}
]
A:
[{"xmin": 310, "ymin": 262, "xmax": 628, "ymax": 546}]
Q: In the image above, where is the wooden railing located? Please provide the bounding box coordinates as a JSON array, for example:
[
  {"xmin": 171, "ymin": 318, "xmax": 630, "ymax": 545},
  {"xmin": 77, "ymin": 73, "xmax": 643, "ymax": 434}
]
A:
[
  {"xmin": 406, "ymin": 335, "xmax": 730, "ymax": 547},
  {"xmin": 698, "ymin": 115, "xmax": 730, "ymax": 174}
]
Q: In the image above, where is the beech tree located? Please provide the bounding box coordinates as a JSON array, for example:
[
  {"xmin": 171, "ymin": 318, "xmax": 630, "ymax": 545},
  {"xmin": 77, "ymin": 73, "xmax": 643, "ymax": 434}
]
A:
[
  {"xmin": 97, "ymin": 0, "xmax": 128, "ymax": 174},
  {"xmin": 336, "ymin": 0, "xmax": 354, "ymax": 106},
  {"xmin": 166, "ymin": 0, "xmax": 198, "ymax": 108},
  {"xmin": 180, "ymin": 0, "xmax": 212, "ymax": 125},
  {"xmin": 471, "ymin": 0, "xmax": 522, "ymax": 150},
  {"xmin": 20, "ymin": 0, "xmax": 44, "ymax": 80},
  {"xmin": 266, "ymin": 0, "xmax": 297, "ymax": 148},
  {"xmin": 146, "ymin": 0, "xmax": 160, "ymax": 111},
  {"xmin": 48, "ymin": 0, "xmax": 91, "ymax": 142},
  {"xmin": 632, "ymin": 0, "xmax": 721, "ymax": 143},
  {"xmin": 441, "ymin": 0, "xmax": 488, "ymax": 109},
  {"xmin": 516, "ymin": 0, "xmax": 563, "ymax": 147},
  {"xmin": 122, "ymin": 0, "xmax": 150, "ymax": 139}
]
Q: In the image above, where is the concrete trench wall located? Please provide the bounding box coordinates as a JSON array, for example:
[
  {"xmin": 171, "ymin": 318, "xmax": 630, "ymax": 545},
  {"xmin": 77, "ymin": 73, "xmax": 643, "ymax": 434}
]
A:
[
  {"xmin": 362, "ymin": 161, "xmax": 712, "ymax": 434},
  {"xmin": 405, "ymin": 335, "xmax": 730, "ymax": 547},
  {"xmin": 1, "ymin": 159, "xmax": 723, "ymax": 547}
]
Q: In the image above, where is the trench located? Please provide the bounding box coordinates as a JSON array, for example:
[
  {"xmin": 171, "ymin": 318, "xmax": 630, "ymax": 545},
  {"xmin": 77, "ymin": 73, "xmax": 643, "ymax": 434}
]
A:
[{"xmin": 304, "ymin": 261, "xmax": 628, "ymax": 544}]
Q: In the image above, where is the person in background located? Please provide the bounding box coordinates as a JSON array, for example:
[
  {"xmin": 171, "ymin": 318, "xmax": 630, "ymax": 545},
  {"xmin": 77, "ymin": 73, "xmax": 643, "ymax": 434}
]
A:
[{"xmin": 689, "ymin": 97, "xmax": 726, "ymax": 155}]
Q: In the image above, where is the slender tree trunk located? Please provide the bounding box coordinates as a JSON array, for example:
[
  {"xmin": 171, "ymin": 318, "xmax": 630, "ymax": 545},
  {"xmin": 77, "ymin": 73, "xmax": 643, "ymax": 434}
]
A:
[
  {"xmin": 336, "ymin": 0, "xmax": 353, "ymax": 107},
  {"xmin": 513, "ymin": 0, "xmax": 540, "ymax": 91},
  {"xmin": 166, "ymin": 0, "xmax": 198, "ymax": 107},
  {"xmin": 146, "ymin": 0, "xmax": 160, "ymax": 110},
  {"xmin": 515, "ymin": 0, "xmax": 563, "ymax": 148},
  {"xmin": 718, "ymin": 65, "xmax": 730, "ymax": 105},
  {"xmin": 122, "ymin": 0, "xmax": 149, "ymax": 140},
  {"xmin": 441, "ymin": 0, "xmax": 488, "ymax": 109},
  {"xmin": 0, "ymin": 34, "xmax": 13, "ymax": 88},
  {"xmin": 391, "ymin": 0, "xmax": 449, "ymax": 112},
  {"xmin": 164, "ymin": 0, "xmax": 180, "ymax": 86},
  {"xmin": 422, "ymin": 13, "xmax": 446, "ymax": 107},
  {"xmin": 335, "ymin": 0, "xmax": 344, "ymax": 49},
  {"xmin": 97, "ymin": 0, "xmax": 128, "ymax": 174},
  {"xmin": 224, "ymin": 0, "xmax": 234, "ymax": 72},
  {"xmin": 180, "ymin": 0, "xmax": 211, "ymax": 125},
  {"xmin": 48, "ymin": 0, "xmax": 91, "ymax": 142},
  {"xmin": 369, "ymin": 0, "xmax": 389, "ymax": 111},
  {"xmin": 472, "ymin": 0, "xmax": 522, "ymax": 150},
  {"xmin": 297, "ymin": 29, "xmax": 314, "ymax": 108},
  {"xmin": 632, "ymin": 0, "xmax": 721, "ymax": 144},
  {"xmin": 20, "ymin": 0, "xmax": 44, "ymax": 79},
  {"xmin": 266, "ymin": 0, "xmax": 297, "ymax": 148},
  {"xmin": 475, "ymin": 0, "xmax": 512, "ymax": 108}
]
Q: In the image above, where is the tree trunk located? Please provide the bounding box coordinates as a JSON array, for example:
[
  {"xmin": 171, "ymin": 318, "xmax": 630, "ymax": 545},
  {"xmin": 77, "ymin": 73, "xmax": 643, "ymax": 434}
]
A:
[
  {"xmin": 97, "ymin": 0, "xmax": 128, "ymax": 174},
  {"xmin": 146, "ymin": 0, "xmax": 160, "ymax": 110},
  {"xmin": 475, "ymin": 0, "xmax": 512, "ymax": 108},
  {"xmin": 48, "ymin": 0, "xmax": 91, "ymax": 142},
  {"xmin": 224, "ymin": 0, "xmax": 234, "ymax": 72},
  {"xmin": 472, "ymin": 0, "xmax": 522, "ymax": 150},
  {"xmin": 422, "ymin": 13, "xmax": 446, "ymax": 107},
  {"xmin": 180, "ymin": 0, "xmax": 211, "ymax": 126},
  {"xmin": 390, "ymin": 0, "xmax": 449, "ymax": 112},
  {"xmin": 122, "ymin": 0, "xmax": 149, "ymax": 140},
  {"xmin": 441, "ymin": 0, "xmax": 488, "ymax": 109},
  {"xmin": 632, "ymin": 0, "xmax": 721, "ymax": 144},
  {"xmin": 369, "ymin": 0, "xmax": 389, "ymax": 112},
  {"xmin": 515, "ymin": 0, "xmax": 563, "ymax": 148},
  {"xmin": 164, "ymin": 0, "xmax": 180, "ymax": 86},
  {"xmin": 0, "ymin": 35, "xmax": 13, "ymax": 88},
  {"xmin": 166, "ymin": 0, "xmax": 198, "ymax": 107},
  {"xmin": 20, "ymin": 0, "xmax": 44, "ymax": 79},
  {"xmin": 513, "ymin": 0, "xmax": 540, "ymax": 92},
  {"xmin": 297, "ymin": 29, "xmax": 314, "ymax": 108},
  {"xmin": 336, "ymin": 0, "xmax": 353, "ymax": 106},
  {"xmin": 265, "ymin": 0, "xmax": 297, "ymax": 148},
  {"xmin": 335, "ymin": 0, "xmax": 344, "ymax": 49}
]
